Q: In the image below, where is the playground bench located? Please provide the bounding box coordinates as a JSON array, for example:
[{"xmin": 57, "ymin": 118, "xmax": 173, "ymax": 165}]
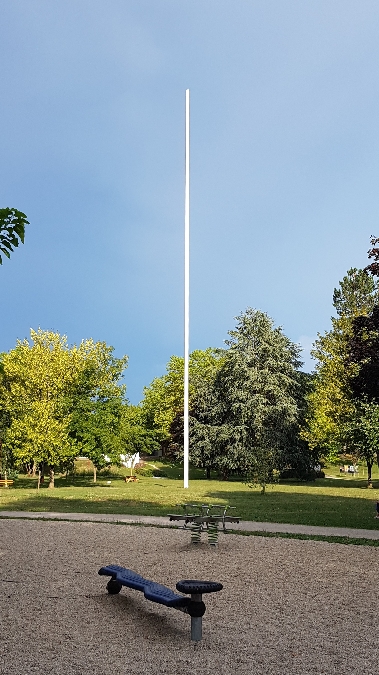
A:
[
  {"xmin": 168, "ymin": 503, "xmax": 239, "ymax": 530},
  {"xmin": 98, "ymin": 564, "xmax": 222, "ymax": 641},
  {"xmin": 0, "ymin": 479, "xmax": 13, "ymax": 488},
  {"xmin": 168, "ymin": 503, "xmax": 240, "ymax": 544},
  {"xmin": 124, "ymin": 475, "xmax": 139, "ymax": 483}
]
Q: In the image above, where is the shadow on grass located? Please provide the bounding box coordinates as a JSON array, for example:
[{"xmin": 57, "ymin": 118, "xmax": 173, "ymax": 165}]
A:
[
  {"xmin": 11, "ymin": 467, "xmax": 211, "ymax": 488},
  {"xmin": 12, "ymin": 475, "xmax": 375, "ymax": 492},
  {"xmin": 277, "ymin": 477, "xmax": 377, "ymax": 491},
  {"xmin": 203, "ymin": 487, "xmax": 379, "ymax": 529},
  {"xmin": 0, "ymin": 493, "xmax": 173, "ymax": 516},
  {"xmin": 11, "ymin": 475, "xmax": 129, "ymax": 489}
]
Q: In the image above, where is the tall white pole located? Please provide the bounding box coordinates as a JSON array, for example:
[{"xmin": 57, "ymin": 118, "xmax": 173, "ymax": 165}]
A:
[{"xmin": 184, "ymin": 89, "xmax": 190, "ymax": 489}]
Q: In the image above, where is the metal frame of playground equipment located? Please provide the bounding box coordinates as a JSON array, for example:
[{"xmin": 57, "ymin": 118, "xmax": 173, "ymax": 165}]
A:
[
  {"xmin": 168, "ymin": 503, "xmax": 240, "ymax": 545},
  {"xmin": 98, "ymin": 565, "xmax": 222, "ymax": 641}
]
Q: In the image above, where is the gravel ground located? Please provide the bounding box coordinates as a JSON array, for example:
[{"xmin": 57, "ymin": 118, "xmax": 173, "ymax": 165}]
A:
[{"xmin": 1, "ymin": 519, "xmax": 378, "ymax": 675}]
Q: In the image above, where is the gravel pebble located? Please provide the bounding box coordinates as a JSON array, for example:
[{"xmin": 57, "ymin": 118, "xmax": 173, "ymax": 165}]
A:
[{"xmin": 1, "ymin": 519, "xmax": 378, "ymax": 675}]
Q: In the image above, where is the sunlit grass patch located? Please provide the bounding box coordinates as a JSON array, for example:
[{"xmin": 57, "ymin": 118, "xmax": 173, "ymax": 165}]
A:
[{"xmin": 1, "ymin": 460, "xmax": 379, "ymax": 529}]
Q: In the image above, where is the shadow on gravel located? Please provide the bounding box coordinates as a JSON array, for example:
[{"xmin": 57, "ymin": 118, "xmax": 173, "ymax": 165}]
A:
[{"xmin": 92, "ymin": 592, "xmax": 188, "ymax": 643}]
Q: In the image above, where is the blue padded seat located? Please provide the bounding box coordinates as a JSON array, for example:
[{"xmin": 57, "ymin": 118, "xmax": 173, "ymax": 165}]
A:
[
  {"xmin": 99, "ymin": 565, "xmax": 146, "ymax": 591},
  {"xmin": 143, "ymin": 582, "xmax": 189, "ymax": 607},
  {"xmin": 98, "ymin": 565, "xmax": 190, "ymax": 608}
]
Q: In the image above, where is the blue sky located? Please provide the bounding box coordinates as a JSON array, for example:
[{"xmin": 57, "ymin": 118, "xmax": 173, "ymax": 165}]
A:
[{"xmin": 1, "ymin": 1, "xmax": 379, "ymax": 403}]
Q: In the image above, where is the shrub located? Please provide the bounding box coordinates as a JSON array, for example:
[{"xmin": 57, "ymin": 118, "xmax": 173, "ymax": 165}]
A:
[
  {"xmin": 0, "ymin": 469, "xmax": 18, "ymax": 480},
  {"xmin": 279, "ymin": 468, "xmax": 299, "ymax": 480},
  {"xmin": 279, "ymin": 467, "xmax": 325, "ymax": 481},
  {"xmin": 134, "ymin": 465, "xmax": 153, "ymax": 477},
  {"xmin": 152, "ymin": 469, "xmax": 168, "ymax": 477},
  {"xmin": 133, "ymin": 463, "xmax": 168, "ymax": 478}
]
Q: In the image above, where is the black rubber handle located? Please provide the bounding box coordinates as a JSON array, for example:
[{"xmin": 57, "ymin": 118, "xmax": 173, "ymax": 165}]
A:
[{"xmin": 176, "ymin": 580, "xmax": 223, "ymax": 594}]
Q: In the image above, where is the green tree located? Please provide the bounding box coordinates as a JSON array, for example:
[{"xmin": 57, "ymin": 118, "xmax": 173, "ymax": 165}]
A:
[
  {"xmin": 333, "ymin": 267, "xmax": 379, "ymax": 317},
  {"xmin": 195, "ymin": 309, "xmax": 303, "ymax": 491},
  {"xmin": 69, "ymin": 398, "xmax": 124, "ymax": 482},
  {"xmin": 365, "ymin": 235, "xmax": 379, "ymax": 277},
  {"xmin": 1, "ymin": 329, "xmax": 128, "ymax": 486},
  {"xmin": 345, "ymin": 401, "xmax": 379, "ymax": 487},
  {"xmin": 347, "ymin": 305, "xmax": 379, "ymax": 402},
  {"xmin": 141, "ymin": 348, "xmax": 225, "ymax": 446},
  {"xmin": 66, "ymin": 338, "xmax": 127, "ymax": 481},
  {"xmin": 303, "ymin": 268, "xmax": 379, "ymax": 460},
  {"xmin": 69, "ymin": 402, "xmax": 160, "ymax": 483},
  {"xmin": 0, "ymin": 354, "xmax": 12, "ymax": 479},
  {"xmin": 2, "ymin": 330, "xmax": 81, "ymax": 486},
  {"xmin": 278, "ymin": 371, "xmax": 319, "ymax": 480},
  {"xmin": 119, "ymin": 405, "xmax": 161, "ymax": 458},
  {"xmin": 342, "ymin": 245, "xmax": 379, "ymax": 485},
  {"xmin": 140, "ymin": 368, "xmax": 178, "ymax": 445},
  {"xmin": 303, "ymin": 317, "xmax": 355, "ymax": 460},
  {"xmin": 0, "ymin": 208, "xmax": 29, "ymax": 264},
  {"xmin": 188, "ymin": 378, "xmax": 222, "ymax": 479}
]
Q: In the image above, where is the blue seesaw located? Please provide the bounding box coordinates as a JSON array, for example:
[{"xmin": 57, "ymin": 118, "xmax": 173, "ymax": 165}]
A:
[{"xmin": 98, "ymin": 565, "xmax": 223, "ymax": 641}]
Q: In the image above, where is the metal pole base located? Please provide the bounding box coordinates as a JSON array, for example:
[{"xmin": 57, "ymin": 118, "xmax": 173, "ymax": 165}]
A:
[
  {"xmin": 190, "ymin": 593, "xmax": 202, "ymax": 641},
  {"xmin": 191, "ymin": 616, "xmax": 202, "ymax": 641}
]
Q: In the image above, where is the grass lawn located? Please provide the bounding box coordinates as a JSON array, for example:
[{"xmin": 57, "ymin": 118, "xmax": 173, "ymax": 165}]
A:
[{"xmin": 1, "ymin": 460, "xmax": 379, "ymax": 530}]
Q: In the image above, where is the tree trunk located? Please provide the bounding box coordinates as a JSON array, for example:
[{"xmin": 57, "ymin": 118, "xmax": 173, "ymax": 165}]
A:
[
  {"xmin": 48, "ymin": 467, "xmax": 55, "ymax": 489},
  {"xmin": 31, "ymin": 462, "xmax": 37, "ymax": 477},
  {"xmin": 206, "ymin": 467, "xmax": 211, "ymax": 480},
  {"xmin": 93, "ymin": 465, "xmax": 97, "ymax": 483},
  {"xmin": 367, "ymin": 461, "xmax": 373, "ymax": 488}
]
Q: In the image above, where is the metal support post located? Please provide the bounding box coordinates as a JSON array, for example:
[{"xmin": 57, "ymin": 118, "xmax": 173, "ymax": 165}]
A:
[{"xmin": 190, "ymin": 593, "xmax": 203, "ymax": 641}]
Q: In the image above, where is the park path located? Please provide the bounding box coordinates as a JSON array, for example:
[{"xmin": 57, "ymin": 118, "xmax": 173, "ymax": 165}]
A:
[{"xmin": 1, "ymin": 509, "xmax": 379, "ymax": 539}]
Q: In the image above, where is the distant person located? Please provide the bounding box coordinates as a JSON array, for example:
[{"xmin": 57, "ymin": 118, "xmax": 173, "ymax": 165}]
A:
[{"xmin": 375, "ymin": 501, "xmax": 379, "ymax": 519}]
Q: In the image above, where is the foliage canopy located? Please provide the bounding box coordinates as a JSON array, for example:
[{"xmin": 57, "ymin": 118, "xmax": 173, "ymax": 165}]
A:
[
  {"xmin": 0, "ymin": 208, "xmax": 29, "ymax": 264},
  {"xmin": 0, "ymin": 329, "xmax": 128, "ymax": 486}
]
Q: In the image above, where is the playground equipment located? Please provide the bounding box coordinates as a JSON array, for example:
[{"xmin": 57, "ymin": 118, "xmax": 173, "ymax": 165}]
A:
[
  {"xmin": 168, "ymin": 503, "xmax": 240, "ymax": 545},
  {"xmin": 98, "ymin": 565, "xmax": 222, "ymax": 641}
]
